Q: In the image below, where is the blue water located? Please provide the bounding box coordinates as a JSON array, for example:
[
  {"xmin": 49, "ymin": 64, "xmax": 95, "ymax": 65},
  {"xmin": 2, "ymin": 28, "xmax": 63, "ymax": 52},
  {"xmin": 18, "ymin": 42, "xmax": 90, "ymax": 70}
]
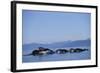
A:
[{"xmin": 22, "ymin": 47, "xmax": 91, "ymax": 63}]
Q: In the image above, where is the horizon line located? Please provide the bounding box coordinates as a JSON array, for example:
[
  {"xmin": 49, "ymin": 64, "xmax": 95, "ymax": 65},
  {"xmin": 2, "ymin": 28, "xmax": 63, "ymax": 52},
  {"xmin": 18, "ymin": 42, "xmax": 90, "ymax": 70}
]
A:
[{"xmin": 23, "ymin": 38, "xmax": 90, "ymax": 45}]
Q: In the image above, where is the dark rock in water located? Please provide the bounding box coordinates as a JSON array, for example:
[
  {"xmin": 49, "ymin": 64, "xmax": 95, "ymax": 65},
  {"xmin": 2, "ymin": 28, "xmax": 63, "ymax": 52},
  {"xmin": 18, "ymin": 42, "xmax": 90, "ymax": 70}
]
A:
[
  {"xmin": 83, "ymin": 48, "xmax": 88, "ymax": 51},
  {"xmin": 31, "ymin": 47, "xmax": 55, "ymax": 56},
  {"xmin": 23, "ymin": 47, "xmax": 89, "ymax": 56},
  {"xmin": 74, "ymin": 48, "xmax": 88, "ymax": 53},
  {"xmin": 23, "ymin": 47, "xmax": 55, "ymax": 56},
  {"xmin": 56, "ymin": 49, "xmax": 68, "ymax": 54},
  {"xmin": 74, "ymin": 48, "xmax": 83, "ymax": 53},
  {"xmin": 32, "ymin": 50, "xmax": 40, "ymax": 56},
  {"xmin": 69, "ymin": 48, "xmax": 75, "ymax": 53},
  {"xmin": 69, "ymin": 48, "xmax": 88, "ymax": 53}
]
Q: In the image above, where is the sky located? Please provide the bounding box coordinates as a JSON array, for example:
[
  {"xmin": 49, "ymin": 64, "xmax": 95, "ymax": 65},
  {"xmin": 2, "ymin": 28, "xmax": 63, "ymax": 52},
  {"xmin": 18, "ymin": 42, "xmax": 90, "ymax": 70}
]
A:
[{"xmin": 22, "ymin": 10, "xmax": 91, "ymax": 44}]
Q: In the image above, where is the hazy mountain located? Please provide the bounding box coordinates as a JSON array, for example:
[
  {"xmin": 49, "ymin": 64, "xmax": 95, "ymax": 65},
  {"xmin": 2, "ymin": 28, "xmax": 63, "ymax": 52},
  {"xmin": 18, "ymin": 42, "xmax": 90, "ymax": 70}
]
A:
[{"xmin": 23, "ymin": 39, "xmax": 90, "ymax": 50}]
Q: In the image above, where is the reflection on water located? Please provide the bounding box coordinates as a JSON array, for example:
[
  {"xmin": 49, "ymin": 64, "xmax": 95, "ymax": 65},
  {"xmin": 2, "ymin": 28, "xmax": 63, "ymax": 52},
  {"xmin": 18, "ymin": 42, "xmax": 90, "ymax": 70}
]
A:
[{"xmin": 22, "ymin": 47, "xmax": 91, "ymax": 63}]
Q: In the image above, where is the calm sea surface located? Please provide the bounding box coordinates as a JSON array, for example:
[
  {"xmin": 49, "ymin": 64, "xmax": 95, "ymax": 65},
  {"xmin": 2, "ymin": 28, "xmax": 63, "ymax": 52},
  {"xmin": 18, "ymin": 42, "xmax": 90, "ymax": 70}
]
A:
[{"xmin": 22, "ymin": 47, "xmax": 91, "ymax": 63}]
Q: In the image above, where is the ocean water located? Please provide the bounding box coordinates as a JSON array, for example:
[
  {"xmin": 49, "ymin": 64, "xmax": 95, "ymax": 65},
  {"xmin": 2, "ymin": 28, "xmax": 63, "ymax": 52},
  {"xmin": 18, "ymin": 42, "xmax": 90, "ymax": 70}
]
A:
[{"xmin": 22, "ymin": 47, "xmax": 91, "ymax": 63}]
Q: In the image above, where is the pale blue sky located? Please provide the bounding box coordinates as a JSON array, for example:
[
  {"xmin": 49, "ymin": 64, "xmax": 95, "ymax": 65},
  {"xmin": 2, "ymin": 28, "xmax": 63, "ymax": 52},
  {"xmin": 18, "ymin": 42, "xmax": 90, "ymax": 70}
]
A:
[{"xmin": 22, "ymin": 10, "xmax": 91, "ymax": 44}]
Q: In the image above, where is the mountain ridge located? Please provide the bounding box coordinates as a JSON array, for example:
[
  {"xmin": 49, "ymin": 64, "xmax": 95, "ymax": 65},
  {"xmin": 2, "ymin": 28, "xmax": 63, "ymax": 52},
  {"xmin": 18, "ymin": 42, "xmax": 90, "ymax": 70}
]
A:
[{"xmin": 23, "ymin": 39, "xmax": 90, "ymax": 50}]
